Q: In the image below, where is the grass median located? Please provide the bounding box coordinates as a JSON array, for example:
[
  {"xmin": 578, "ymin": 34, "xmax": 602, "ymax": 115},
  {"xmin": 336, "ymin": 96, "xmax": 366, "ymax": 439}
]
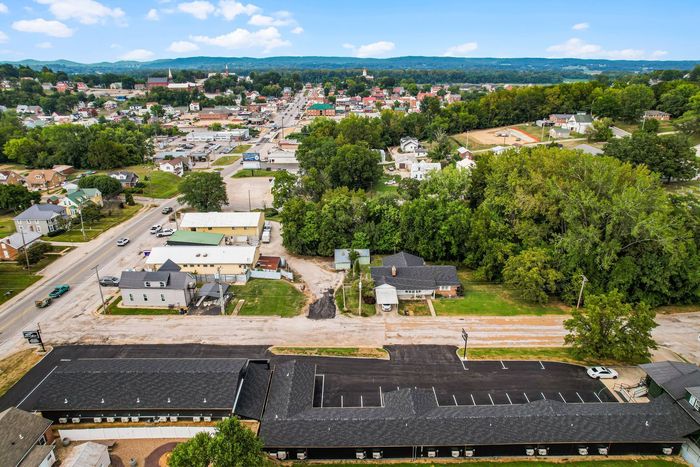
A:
[
  {"xmin": 270, "ymin": 347, "xmax": 388, "ymax": 359},
  {"xmin": 212, "ymin": 155, "xmax": 242, "ymax": 166}
]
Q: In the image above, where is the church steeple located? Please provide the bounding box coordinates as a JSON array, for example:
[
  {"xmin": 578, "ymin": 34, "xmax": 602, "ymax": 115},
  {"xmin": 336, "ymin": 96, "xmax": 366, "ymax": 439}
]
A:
[{"xmin": 167, "ymin": 68, "xmax": 173, "ymax": 81}]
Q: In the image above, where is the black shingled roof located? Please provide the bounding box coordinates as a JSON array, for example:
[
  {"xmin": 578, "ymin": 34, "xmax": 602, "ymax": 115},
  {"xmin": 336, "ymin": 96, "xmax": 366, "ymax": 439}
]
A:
[
  {"xmin": 234, "ymin": 362, "xmax": 272, "ymax": 420},
  {"xmin": 259, "ymin": 361, "xmax": 700, "ymax": 449},
  {"xmin": 28, "ymin": 358, "xmax": 246, "ymax": 412},
  {"xmin": 382, "ymin": 252, "xmax": 425, "ymax": 268},
  {"xmin": 371, "ymin": 265, "xmax": 460, "ymax": 290}
]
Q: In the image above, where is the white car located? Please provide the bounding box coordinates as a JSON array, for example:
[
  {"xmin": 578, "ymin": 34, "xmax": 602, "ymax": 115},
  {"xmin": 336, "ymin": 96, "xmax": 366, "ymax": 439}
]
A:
[
  {"xmin": 156, "ymin": 228, "xmax": 174, "ymax": 237},
  {"xmin": 381, "ymin": 304, "xmax": 392, "ymax": 312},
  {"xmin": 587, "ymin": 366, "xmax": 618, "ymax": 379},
  {"xmin": 149, "ymin": 224, "xmax": 162, "ymax": 234},
  {"xmin": 116, "ymin": 237, "xmax": 130, "ymax": 247}
]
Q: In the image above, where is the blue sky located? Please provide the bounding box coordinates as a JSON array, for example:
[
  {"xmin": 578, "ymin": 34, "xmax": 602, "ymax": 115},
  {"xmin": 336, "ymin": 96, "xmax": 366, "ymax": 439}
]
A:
[{"xmin": 0, "ymin": 0, "xmax": 698, "ymax": 63}]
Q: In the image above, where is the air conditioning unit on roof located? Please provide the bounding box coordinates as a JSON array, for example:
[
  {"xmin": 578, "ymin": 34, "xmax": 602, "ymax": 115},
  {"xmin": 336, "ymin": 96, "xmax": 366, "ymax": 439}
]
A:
[
  {"xmin": 106, "ymin": 417, "xmax": 115, "ymax": 423},
  {"xmin": 58, "ymin": 418, "xmax": 68, "ymax": 424}
]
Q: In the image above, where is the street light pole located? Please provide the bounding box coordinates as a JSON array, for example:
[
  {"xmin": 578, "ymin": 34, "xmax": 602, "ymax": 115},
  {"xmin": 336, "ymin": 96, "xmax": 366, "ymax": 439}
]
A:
[
  {"xmin": 18, "ymin": 227, "xmax": 31, "ymax": 271},
  {"xmin": 78, "ymin": 208, "xmax": 86, "ymax": 241},
  {"xmin": 93, "ymin": 265, "xmax": 107, "ymax": 314},
  {"xmin": 461, "ymin": 328, "xmax": 469, "ymax": 361},
  {"xmin": 576, "ymin": 274, "xmax": 589, "ymax": 309}
]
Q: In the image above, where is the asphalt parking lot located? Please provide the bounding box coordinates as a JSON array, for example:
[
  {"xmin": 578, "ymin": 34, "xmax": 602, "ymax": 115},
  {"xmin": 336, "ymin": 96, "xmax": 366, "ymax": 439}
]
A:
[
  {"xmin": 303, "ymin": 345, "xmax": 617, "ymax": 408},
  {"xmin": 1, "ymin": 344, "xmax": 616, "ymax": 413}
]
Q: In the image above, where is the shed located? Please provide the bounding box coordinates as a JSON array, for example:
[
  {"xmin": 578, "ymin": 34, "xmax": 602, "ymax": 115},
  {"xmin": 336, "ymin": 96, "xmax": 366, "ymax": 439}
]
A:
[
  {"xmin": 375, "ymin": 283, "xmax": 399, "ymax": 305},
  {"xmin": 62, "ymin": 442, "xmax": 110, "ymax": 467},
  {"xmin": 334, "ymin": 249, "xmax": 371, "ymax": 270},
  {"xmin": 198, "ymin": 282, "xmax": 230, "ymax": 299}
]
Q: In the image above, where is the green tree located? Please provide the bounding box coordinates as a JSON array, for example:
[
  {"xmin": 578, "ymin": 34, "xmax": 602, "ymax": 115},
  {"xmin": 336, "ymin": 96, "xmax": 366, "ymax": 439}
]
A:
[
  {"xmin": 77, "ymin": 175, "xmax": 123, "ymax": 198},
  {"xmin": 0, "ymin": 184, "xmax": 40, "ymax": 211},
  {"xmin": 25, "ymin": 242, "xmax": 51, "ymax": 265},
  {"xmin": 658, "ymin": 83, "xmax": 699, "ymax": 117},
  {"xmin": 564, "ymin": 290, "xmax": 657, "ymax": 363},
  {"xmin": 178, "ymin": 172, "xmax": 228, "ymax": 211},
  {"xmin": 327, "ymin": 144, "xmax": 381, "ymax": 191},
  {"xmin": 270, "ymin": 171, "xmax": 297, "ymax": 210},
  {"xmin": 618, "ymin": 84, "xmax": 655, "ymax": 122},
  {"xmin": 503, "ymin": 248, "xmax": 563, "ymax": 304},
  {"xmin": 79, "ymin": 201, "xmax": 102, "ymax": 223},
  {"xmin": 586, "ymin": 117, "xmax": 613, "ymax": 142},
  {"xmin": 86, "ymin": 135, "xmax": 129, "ymax": 170},
  {"xmin": 168, "ymin": 418, "xmax": 268, "ymax": 467}
]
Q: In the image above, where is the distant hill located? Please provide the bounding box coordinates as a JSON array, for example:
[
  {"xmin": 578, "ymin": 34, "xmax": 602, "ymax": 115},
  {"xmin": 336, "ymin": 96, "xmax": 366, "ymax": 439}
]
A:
[{"xmin": 2, "ymin": 56, "xmax": 698, "ymax": 74}]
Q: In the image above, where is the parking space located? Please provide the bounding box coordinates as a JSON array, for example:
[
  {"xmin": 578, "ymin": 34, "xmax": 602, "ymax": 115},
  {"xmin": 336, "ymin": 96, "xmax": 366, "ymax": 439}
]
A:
[{"xmin": 306, "ymin": 348, "xmax": 617, "ymax": 408}]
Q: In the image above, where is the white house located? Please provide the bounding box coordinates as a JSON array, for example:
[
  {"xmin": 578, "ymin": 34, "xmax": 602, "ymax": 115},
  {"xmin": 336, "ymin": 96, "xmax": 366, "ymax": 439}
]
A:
[
  {"xmin": 158, "ymin": 157, "xmax": 188, "ymax": 176},
  {"xmin": 400, "ymin": 137, "xmax": 421, "ymax": 153},
  {"xmin": 564, "ymin": 114, "xmax": 593, "ymax": 134},
  {"xmin": 410, "ymin": 161, "xmax": 441, "ymax": 180},
  {"xmin": 456, "ymin": 157, "xmax": 477, "ymax": 171}
]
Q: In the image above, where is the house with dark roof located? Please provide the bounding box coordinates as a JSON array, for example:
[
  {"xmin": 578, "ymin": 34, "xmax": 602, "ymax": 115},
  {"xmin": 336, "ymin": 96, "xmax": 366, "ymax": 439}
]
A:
[
  {"xmin": 564, "ymin": 113, "xmax": 594, "ymax": 134},
  {"xmin": 371, "ymin": 252, "xmax": 461, "ymax": 303},
  {"xmin": 0, "ymin": 407, "xmax": 55, "ymax": 467},
  {"xmin": 259, "ymin": 360, "xmax": 698, "ymax": 460},
  {"xmin": 13, "ymin": 204, "xmax": 68, "ymax": 236},
  {"xmin": 109, "ymin": 170, "xmax": 139, "ymax": 188},
  {"xmin": 119, "ymin": 261, "xmax": 196, "ymax": 309}
]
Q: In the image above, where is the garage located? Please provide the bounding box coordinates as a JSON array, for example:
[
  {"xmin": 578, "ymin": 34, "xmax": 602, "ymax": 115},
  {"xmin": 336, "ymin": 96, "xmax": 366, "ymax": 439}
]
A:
[{"xmin": 374, "ymin": 284, "xmax": 398, "ymax": 311}]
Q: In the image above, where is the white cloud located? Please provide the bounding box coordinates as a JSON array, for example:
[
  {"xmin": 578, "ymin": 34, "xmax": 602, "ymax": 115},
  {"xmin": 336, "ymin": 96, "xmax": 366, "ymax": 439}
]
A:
[
  {"xmin": 36, "ymin": 0, "xmax": 125, "ymax": 25},
  {"xmin": 0, "ymin": 31, "xmax": 7, "ymax": 43},
  {"xmin": 168, "ymin": 40, "xmax": 199, "ymax": 53},
  {"xmin": 146, "ymin": 8, "xmax": 160, "ymax": 21},
  {"xmin": 178, "ymin": 1, "xmax": 215, "ymax": 19},
  {"xmin": 191, "ymin": 26, "xmax": 290, "ymax": 52},
  {"xmin": 572, "ymin": 22, "xmax": 589, "ymax": 31},
  {"xmin": 345, "ymin": 40, "xmax": 395, "ymax": 58},
  {"xmin": 546, "ymin": 37, "xmax": 663, "ymax": 60},
  {"xmin": 12, "ymin": 18, "xmax": 74, "ymax": 37},
  {"xmin": 120, "ymin": 48, "xmax": 155, "ymax": 61},
  {"xmin": 36, "ymin": 41, "xmax": 53, "ymax": 48},
  {"xmin": 291, "ymin": 26, "xmax": 303, "ymax": 34},
  {"xmin": 650, "ymin": 50, "xmax": 669, "ymax": 59},
  {"xmin": 217, "ymin": 0, "xmax": 259, "ymax": 20},
  {"xmin": 0, "ymin": 3, "xmax": 8, "ymax": 14},
  {"xmin": 443, "ymin": 42, "xmax": 478, "ymax": 57}
]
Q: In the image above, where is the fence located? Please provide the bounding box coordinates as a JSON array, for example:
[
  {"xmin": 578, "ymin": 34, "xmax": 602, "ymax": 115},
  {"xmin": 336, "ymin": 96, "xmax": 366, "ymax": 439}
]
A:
[
  {"xmin": 193, "ymin": 273, "xmax": 248, "ymax": 284},
  {"xmin": 58, "ymin": 426, "xmax": 215, "ymax": 441}
]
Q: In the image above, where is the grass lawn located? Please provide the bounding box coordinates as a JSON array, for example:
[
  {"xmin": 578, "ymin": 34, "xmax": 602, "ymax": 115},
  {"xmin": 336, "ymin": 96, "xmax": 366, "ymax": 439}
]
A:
[
  {"xmin": 232, "ymin": 144, "xmax": 252, "ymax": 153},
  {"xmin": 372, "ymin": 174, "xmax": 400, "ymax": 195},
  {"xmin": 665, "ymin": 180, "xmax": 700, "ymax": 198},
  {"xmin": 0, "ymin": 213, "xmax": 16, "ymax": 235},
  {"xmin": 433, "ymin": 270, "xmax": 569, "ymax": 316},
  {"xmin": 294, "ymin": 459, "xmax": 686, "ymax": 467},
  {"xmin": 0, "ymin": 349, "xmax": 44, "ymax": 397},
  {"xmin": 142, "ymin": 171, "xmax": 181, "ymax": 198},
  {"xmin": 450, "ymin": 134, "xmax": 497, "ymax": 152},
  {"xmin": 512, "ymin": 123, "xmax": 545, "ymax": 142},
  {"xmin": 456, "ymin": 347, "xmax": 648, "ymax": 366},
  {"xmin": 229, "ymin": 279, "xmax": 306, "ymax": 317},
  {"xmin": 270, "ymin": 347, "xmax": 388, "ymax": 359},
  {"xmin": 399, "ymin": 300, "xmax": 431, "ymax": 316},
  {"xmin": 0, "ymin": 250, "xmax": 68, "ymax": 305},
  {"xmin": 212, "ymin": 155, "xmax": 241, "ymax": 166},
  {"xmin": 232, "ymin": 169, "xmax": 284, "ymax": 178},
  {"xmin": 106, "ymin": 296, "xmax": 180, "ymax": 315},
  {"xmin": 335, "ymin": 282, "xmax": 376, "ymax": 317},
  {"xmin": 613, "ymin": 119, "xmax": 675, "ymax": 134},
  {"xmin": 48, "ymin": 204, "xmax": 142, "ymax": 242}
]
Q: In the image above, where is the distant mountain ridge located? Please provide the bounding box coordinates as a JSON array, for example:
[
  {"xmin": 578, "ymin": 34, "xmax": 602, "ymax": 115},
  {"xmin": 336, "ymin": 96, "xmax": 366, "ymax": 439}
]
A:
[{"xmin": 3, "ymin": 56, "xmax": 699, "ymax": 74}]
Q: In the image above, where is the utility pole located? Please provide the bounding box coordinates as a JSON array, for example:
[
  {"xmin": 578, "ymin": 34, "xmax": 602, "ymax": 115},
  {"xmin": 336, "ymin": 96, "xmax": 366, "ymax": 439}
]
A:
[
  {"xmin": 217, "ymin": 266, "xmax": 225, "ymax": 315},
  {"xmin": 248, "ymin": 190, "xmax": 252, "ymax": 211},
  {"xmin": 93, "ymin": 265, "xmax": 107, "ymax": 314},
  {"xmin": 576, "ymin": 274, "xmax": 589, "ymax": 309},
  {"xmin": 36, "ymin": 323, "xmax": 45, "ymax": 353},
  {"xmin": 358, "ymin": 273, "xmax": 362, "ymax": 316},
  {"xmin": 461, "ymin": 328, "xmax": 469, "ymax": 361},
  {"xmin": 18, "ymin": 227, "xmax": 31, "ymax": 271},
  {"xmin": 78, "ymin": 208, "xmax": 86, "ymax": 241}
]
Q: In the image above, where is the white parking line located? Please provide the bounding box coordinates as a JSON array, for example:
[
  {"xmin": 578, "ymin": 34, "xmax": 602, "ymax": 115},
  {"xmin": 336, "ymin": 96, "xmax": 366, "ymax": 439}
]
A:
[
  {"xmin": 488, "ymin": 394, "xmax": 495, "ymax": 405},
  {"xmin": 541, "ymin": 392, "xmax": 546, "ymax": 400},
  {"xmin": 506, "ymin": 393, "xmax": 512, "ymax": 405},
  {"xmin": 594, "ymin": 392, "xmax": 603, "ymax": 403},
  {"xmin": 320, "ymin": 374, "xmax": 325, "ymax": 408},
  {"xmin": 539, "ymin": 361, "xmax": 545, "ymax": 370},
  {"xmin": 576, "ymin": 392, "xmax": 585, "ymax": 403},
  {"xmin": 558, "ymin": 392, "xmax": 567, "ymax": 403},
  {"xmin": 379, "ymin": 386, "xmax": 384, "ymax": 407},
  {"xmin": 523, "ymin": 392, "xmax": 530, "ymax": 403},
  {"xmin": 360, "ymin": 395, "xmax": 364, "ymax": 408},
  {"xmin": 17, "ymin": 365, "xmax": 57, "ymax": 408},
  {"xmin": 461, "ymin": 359, "xmax": 468, "ymax": 371},
  {"xmin": 500, "ymin": 360, "xmax": 508, "ymax": 370},
  {"xmin": 471, "ymin": 394, "xmax": 476, "ymax": 405},
  {"xmin": 341, "ymin": 395, "xmax": 344, "ymax": 407},
  {"xmin": 432, "ymin": 386, "xmax": 439, "ymax": 406}
]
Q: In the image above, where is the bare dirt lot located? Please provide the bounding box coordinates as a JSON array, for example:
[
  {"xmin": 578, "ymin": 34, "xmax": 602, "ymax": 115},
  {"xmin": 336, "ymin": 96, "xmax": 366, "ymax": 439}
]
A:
[
  {"xmin": 468, "ymin": 126, "xmax": 538, "ymax": 145},
  {"xmin": 225, "ymin": 176, "xmax": 274, "ymax": 211}
]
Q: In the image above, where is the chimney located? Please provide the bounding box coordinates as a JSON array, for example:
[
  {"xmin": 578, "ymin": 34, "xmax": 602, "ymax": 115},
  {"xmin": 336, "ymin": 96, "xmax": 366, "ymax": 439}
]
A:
[{"xmin": 391, "ymin": 265, "xmax": 397, "ymax": 277}]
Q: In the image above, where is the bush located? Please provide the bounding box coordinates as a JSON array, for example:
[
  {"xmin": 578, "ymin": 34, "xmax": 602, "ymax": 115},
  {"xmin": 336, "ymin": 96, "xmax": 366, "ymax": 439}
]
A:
[{"xmin": 26, "ymin": 242, "xmax": 51, "ymax": 265}]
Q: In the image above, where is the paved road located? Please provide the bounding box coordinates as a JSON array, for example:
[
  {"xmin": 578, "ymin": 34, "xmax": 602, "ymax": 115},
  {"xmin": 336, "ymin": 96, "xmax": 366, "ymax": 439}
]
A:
[{"xmin": 0, "ymin": 198, "xmax": 179, "ymax": 355}]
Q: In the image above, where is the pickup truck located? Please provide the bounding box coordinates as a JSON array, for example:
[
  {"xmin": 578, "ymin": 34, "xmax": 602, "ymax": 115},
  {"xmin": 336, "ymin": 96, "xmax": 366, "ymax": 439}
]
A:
[{"xmin": 35, "ymin": 297, "xmax": 52, "ymax": 308}]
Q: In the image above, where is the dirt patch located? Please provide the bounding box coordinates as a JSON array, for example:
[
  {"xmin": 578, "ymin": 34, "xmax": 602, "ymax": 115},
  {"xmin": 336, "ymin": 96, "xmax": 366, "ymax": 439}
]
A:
[
  {"xmin": 308, "ymin": 290, "xmax": 337, "ymax": 319},
  {"xmin": 468, "ymin": 126, "xmax": 538, "ymax": 145},
  {"xmin": 107, "ymin": 438, "xmax": 188, "ymax": 467}
]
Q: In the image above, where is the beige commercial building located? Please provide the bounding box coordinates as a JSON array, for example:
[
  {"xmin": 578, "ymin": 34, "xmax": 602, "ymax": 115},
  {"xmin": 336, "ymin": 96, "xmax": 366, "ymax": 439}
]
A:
[
  {"xmin": 180, "ymin": 212, "xmax": 265, "ymax": 241},
  {"xmin": 145, "ymin": 246, "xmax": 259, "ymax": 275}
]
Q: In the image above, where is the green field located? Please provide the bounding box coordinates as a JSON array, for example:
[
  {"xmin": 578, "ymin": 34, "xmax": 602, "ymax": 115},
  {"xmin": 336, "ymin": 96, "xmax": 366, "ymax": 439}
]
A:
[
  {"xmin": 613, "ymin": 119, "xmax": 675, "ymax": 134},
  {"xmin": 141, "ymin": 171, "xmax": 181, "ymax": 198},
  {"xmin": 212, "ymin": 155, "xmax": 241, "ymax": 166},
  {"xmin": 229, "ymin": 279, "xmax": 306, "ymax": 317},
  {"xmin": 294, "ymin": 459, "xmax": 686, "ymax": 467},
  {"xmin": 106, "ymin": 296, "xmax": 179, "ymax": 315},
  {"xmin": 432, "ymin": 270, "xmax": 568, "ymax": 316},
  {"xmin": 0, "ymin": 262, "xmax": 42, "ymax": 305},
  {"xmin": 0, "ymin": 214, "xmax": 16, "ymax": 236},
  {"xmin": 232, "ymin": 144, "xmax": 252, "ymax": 153},
  {"xmin": 48, "ymin": 204, "xmax": 142, "ymax": 242},
  {"xmin": 232, "ymin": 169, "xmax": 284, "ymax": 178}
]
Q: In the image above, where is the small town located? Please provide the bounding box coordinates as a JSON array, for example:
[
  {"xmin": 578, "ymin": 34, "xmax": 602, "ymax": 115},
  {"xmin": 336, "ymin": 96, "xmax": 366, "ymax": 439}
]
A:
[{"xmin": 0, "ymin": 1, "xmax": 699, "ymax": 466}]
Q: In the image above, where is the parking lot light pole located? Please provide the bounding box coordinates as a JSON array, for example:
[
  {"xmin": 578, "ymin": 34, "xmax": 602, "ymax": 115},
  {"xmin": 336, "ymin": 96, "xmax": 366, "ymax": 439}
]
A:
[
  {"xmin": 461, "ymin": 328, "xmax": 469, "ymax": 361},
  {"xmin": 576, "ymin": 274, "xmax": 589, "ymax": 309}
]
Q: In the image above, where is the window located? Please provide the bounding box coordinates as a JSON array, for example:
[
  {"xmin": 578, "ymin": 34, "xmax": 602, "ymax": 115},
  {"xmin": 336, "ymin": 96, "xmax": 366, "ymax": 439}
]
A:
[
  {"xmin": 159, "ymin": 282, "xmax": 166, "ymax": 287},
  {"xmin": 143, "ymin": 294, "xmax": 148, "ymax": 302},
  {"xmin": 145, "ymin": 282, "xmax": 151, "ymax": 287},
  {"xmin": 161, "ymin": 294, "xmax": 165, "ymax": 302},
  {"xmin": 129, "ymin": 294, "xmax": 133, "ymax": 301},
  {"xmin": 439, "ymin": 285, "xmax": 452, "ymax": 291}
]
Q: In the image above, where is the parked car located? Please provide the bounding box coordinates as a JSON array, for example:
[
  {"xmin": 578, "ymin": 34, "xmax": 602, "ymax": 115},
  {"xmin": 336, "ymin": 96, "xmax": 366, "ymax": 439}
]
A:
[
  {"xmin": 48, "ymin": 284, "xmax": 70, "ymax": 298},
  {"xmin": 161, "ymin": 207, "xmax": 173, "ymax": 214},
  {"xmin": 116, "ymin": 237, "xmax": 129, "ymax": 247},
  {"xmin": 381, "ymin": 303, "xmax": 392, "ymax": 312},
  {"xmin": 149, "ymin": 224, "xmax": 162, "ymax": 234},
  {"xmin": 99, "ymin": 276, "xmax": 120, "ymax": 287},
  {"xmin": 35, "ymin": 297, "xmax": 52, "ymax": 308},
  {"xmin": 587, "ymin": 366, "xmax": 618, "ymax": 379},
  {"xmin": 156, "ymin": 228, "xmax": 174, "ymax": 237}
]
